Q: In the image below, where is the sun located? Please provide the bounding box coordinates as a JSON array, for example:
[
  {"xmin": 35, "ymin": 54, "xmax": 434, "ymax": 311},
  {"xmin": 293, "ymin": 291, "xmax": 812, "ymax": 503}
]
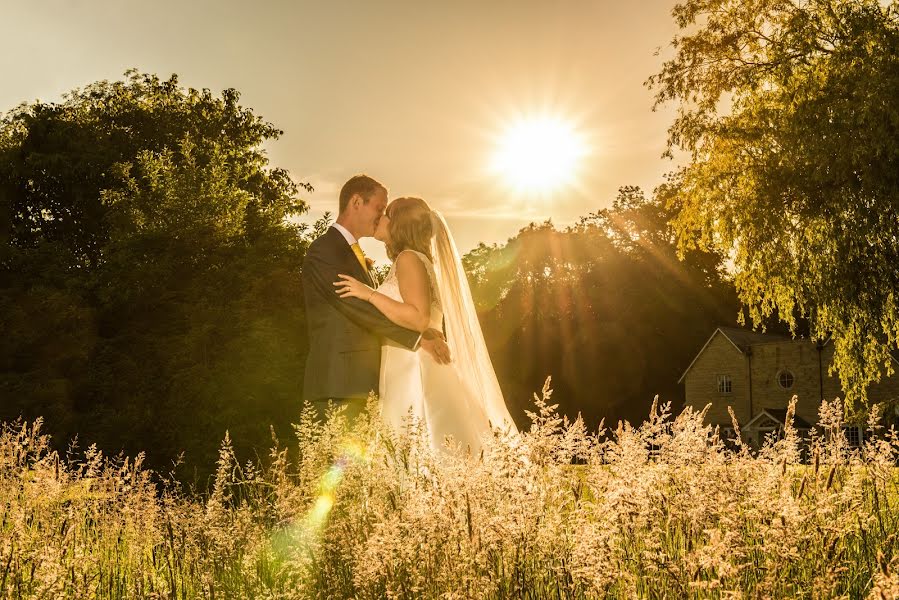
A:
[{"xmin": 490, "ymin": 116, "xmax": 589, "ymax": 194}]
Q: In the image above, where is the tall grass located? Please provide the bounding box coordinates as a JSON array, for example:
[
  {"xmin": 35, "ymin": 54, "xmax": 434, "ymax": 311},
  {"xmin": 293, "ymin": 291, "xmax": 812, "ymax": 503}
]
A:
[{"xmin": 2, "ymin": 380, "xmax": 899, "ymax": 599}]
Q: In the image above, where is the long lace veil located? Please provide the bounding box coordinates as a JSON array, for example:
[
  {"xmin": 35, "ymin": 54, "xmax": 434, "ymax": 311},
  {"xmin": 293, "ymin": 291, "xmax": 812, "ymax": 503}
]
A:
[{"xmin": 429, "ymin": 210, "xmax": 518, "ymax": 434}]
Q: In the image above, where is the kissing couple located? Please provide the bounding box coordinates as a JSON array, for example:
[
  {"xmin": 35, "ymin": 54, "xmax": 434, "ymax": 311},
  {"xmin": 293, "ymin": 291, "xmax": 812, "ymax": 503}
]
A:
[{"xmin": 302, "ymin": 175, "xmax": 518, "ymax": 454}]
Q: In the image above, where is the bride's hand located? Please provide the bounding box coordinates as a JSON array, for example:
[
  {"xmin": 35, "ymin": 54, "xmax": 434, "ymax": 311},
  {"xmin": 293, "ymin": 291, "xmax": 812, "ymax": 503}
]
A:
[{"xmin": 334, "ymin": 274, "xmax": 375, "ymax": 301}]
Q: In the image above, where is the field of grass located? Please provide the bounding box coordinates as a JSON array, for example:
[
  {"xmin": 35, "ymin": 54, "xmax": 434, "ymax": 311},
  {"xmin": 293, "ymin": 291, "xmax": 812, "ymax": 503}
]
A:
[{"xmin": 3, "ymin": 381, "xmax": 899, "ymax": 599}]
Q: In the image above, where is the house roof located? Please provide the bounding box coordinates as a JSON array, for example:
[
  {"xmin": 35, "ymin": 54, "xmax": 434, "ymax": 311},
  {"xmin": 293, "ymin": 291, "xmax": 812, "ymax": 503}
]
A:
[
  {"xmin": 743, "ymin": 408, "xmax": 813, "ymax": 430},
  {"xmin": 717, "ymin": 326, "xmax": 792, "ymax": 351},
  {"xmin": 679, "ymin": 327, "xmax": 899, "ymax": 385},
  {"xmin": 677, "ymin": 327, "xmax": 792, "ymax": 384}
]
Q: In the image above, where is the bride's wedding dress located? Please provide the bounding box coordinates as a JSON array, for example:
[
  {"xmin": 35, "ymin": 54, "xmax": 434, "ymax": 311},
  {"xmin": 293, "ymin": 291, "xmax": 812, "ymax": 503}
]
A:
[
  {"xmin": 377, "ymin": 250, "xmax": 489, "ymax": 453},
  {"xmin": 377, "ymin": 213, "xmax": 517, "ymax": 455}
]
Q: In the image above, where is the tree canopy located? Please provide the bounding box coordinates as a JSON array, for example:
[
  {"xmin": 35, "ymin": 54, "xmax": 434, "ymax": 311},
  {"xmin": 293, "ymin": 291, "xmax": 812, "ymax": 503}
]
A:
[
  {"xmin": 466, "ymin": 186, "xmax": 739, "ymax": 427},
  {"xmin": 0, "ymin": 71, "xmax": 318, "ymax": 484},
  {"xmin": 647, "ymin": 0, "xmax": 899, "ymax": 406}
]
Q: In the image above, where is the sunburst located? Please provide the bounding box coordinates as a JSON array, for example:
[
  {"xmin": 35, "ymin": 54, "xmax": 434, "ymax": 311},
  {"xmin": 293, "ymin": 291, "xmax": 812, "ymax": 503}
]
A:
[{"xmin": 490, "ymin": 115, "xmax": 589, "ymax": 194}]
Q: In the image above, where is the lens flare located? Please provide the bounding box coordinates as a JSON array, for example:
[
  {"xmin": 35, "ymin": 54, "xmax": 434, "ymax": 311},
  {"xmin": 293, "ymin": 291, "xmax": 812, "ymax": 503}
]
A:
[{"xmin": 270, "ymin": 436, "xmax": 371, "ymax": 558}]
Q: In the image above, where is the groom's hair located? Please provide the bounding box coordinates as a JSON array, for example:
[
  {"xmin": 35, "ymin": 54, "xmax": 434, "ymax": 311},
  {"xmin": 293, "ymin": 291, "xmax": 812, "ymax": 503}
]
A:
[{"xmin": 339, "ymin": 175, "xmax": 386, "ymax": 213}]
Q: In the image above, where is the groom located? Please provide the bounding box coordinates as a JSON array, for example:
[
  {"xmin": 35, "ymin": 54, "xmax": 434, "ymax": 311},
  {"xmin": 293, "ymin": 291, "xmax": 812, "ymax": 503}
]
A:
[{"xmin": 302, "ymin": 174, "xmax": 451, "ymax": 422}]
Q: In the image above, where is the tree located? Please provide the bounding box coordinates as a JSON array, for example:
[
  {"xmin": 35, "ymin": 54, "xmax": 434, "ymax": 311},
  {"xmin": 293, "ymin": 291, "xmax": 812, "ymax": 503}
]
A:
[
  {"xmin": 0, "ymin": 71, "xmax": 316, "ymax": 484},
  {"xmin": 647, "ymin": 0, "xmax": 899, "ymax": 406},
  {"xmin": 0, "ymin": 69, "xmax": 306, "ymax": 269},
  {"xmin": 465, "ymin": 187, "xmax": 739, "ymax": 427}
]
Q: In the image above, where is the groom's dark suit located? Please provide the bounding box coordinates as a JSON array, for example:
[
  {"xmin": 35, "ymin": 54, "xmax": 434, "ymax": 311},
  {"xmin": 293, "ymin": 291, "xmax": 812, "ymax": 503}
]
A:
[{"xmin": 302, "ymin": 226, "xmax": 419, "ymax": 414}]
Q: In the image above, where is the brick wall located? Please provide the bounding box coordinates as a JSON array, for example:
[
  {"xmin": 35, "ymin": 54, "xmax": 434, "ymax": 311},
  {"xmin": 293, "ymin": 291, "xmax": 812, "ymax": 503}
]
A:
[
  {"xmin": 684, "ymin": 333, "xmax": 899, "ymax": 428},
  {"xmin": 683, "ymin": 332, "xmax": 749, "ymax": 426},
  {"xmin": 747, "ymin": 340, "xmax": 835, "ymax": 427}
]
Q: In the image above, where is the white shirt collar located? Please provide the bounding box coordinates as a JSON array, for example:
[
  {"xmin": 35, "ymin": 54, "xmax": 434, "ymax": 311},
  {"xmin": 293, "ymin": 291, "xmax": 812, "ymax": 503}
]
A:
[{"xmin": 331, "ymin": 222, "xmax": 357, "ymax": 246}]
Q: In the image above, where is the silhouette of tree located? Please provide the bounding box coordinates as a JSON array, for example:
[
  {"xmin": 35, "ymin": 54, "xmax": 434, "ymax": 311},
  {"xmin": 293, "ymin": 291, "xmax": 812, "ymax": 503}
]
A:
[
  {"xmin": 466, "ymin": 186, "xmax": 740, "ymax": 428},
  {"xmin": 0, "ymin": 71, "xmax": 314, "ymax": 484}
]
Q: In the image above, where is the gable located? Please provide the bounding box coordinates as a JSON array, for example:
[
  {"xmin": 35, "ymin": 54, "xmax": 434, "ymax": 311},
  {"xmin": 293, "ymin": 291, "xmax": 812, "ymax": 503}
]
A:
[
  {"xmin": 743, "ymin": 408, "xmax": 812, "ymax": 430},
  {"xmin": 748, "ymin": 415, "xmax": 781, "ymax": 429},
  {"xmin": 678, "ymin": 329, "xmax": 745, "ymax": 384}
]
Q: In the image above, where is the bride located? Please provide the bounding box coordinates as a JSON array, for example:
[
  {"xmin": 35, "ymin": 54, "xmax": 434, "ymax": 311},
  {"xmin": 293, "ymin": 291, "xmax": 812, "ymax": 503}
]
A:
[{"xmin": 333, "ymin": 197, "xmax": 517, "ymax": 454}]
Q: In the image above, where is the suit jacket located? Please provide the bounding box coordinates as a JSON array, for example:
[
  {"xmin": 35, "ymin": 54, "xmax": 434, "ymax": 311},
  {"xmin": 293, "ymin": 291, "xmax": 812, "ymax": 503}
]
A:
[{"xmin": 302, "ymin": 226, "xmax": 420, "ymax": 400}]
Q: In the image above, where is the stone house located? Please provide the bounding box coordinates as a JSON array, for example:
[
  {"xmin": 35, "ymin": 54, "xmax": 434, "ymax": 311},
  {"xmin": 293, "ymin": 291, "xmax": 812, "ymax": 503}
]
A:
[{"xmin": 679, "ymin": 327, "xmax": 899, "ymax": 448}]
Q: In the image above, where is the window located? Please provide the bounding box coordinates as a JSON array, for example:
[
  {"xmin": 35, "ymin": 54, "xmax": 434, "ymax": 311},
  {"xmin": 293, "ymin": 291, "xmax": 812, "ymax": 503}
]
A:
[
  {"xmin": 717, "ymin": 374, "xmax": 732, "ymax": 394},
  {"xmin": 845, "ymin": 426, "xmax": 862, "ymax": 448},
  {"xmin": 778, "ymin": 370, "xmax": 795, "ymax": 390}
]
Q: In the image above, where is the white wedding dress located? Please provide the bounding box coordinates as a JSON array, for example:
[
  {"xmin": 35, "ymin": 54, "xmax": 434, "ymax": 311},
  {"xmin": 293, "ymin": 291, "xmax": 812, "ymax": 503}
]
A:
[{"xmin": 377, "ymin": 246, "xmax": 516, "ymax": 455}]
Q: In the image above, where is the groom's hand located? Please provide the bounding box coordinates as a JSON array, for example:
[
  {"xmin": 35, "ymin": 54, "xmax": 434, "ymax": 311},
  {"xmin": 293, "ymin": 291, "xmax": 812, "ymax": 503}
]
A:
[{"xmin": 420, "ymin": 328, "xmax": 451, "ymax": 364}]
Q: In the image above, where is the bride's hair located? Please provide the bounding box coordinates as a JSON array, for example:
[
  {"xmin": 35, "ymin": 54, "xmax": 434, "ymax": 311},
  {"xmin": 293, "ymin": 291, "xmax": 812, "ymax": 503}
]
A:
[{"xmin": 385, "ymin": 197, "xmax": 434, "ymax": 262}]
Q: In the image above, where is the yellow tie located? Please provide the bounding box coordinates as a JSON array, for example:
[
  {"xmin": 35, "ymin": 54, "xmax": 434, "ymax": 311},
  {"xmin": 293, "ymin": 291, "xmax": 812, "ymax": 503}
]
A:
[{"xmin": 350, "ymin": 242, "xmax": 367, "ymax": 272}]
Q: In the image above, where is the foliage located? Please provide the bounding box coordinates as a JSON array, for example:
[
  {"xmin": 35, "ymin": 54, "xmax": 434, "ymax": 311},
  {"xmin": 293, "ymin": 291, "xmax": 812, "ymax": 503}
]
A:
[
  {"xmin": 464, "ymin": 186, "xmax": 740, "ymax": 426},
  {"xmin": 0, "ymin": 71, "xmax": 316, "ymax": 483},
  {"xmin": 3, "ymin": 388, "xmax": 899, "ymax": 598},
  {"xmin": 0, "ymin": 69, "xmax": 306, "ymax": 266},
  {"xmin": 647, "ymin": 0, "xmax": 899, "ymax": 407}
]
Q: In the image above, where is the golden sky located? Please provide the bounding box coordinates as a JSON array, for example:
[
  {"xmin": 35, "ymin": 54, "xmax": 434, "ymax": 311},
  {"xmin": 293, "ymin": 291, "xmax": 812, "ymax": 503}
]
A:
[{"xmin": 2, "ymin": 0, "xmax": 681, "ymax": 261}]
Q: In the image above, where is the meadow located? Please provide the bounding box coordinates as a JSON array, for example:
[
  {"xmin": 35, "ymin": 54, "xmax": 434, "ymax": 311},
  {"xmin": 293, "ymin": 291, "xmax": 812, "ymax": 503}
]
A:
[{"xmin": 3, "ymin": 380, "xmax": 899, "ymax": 599}]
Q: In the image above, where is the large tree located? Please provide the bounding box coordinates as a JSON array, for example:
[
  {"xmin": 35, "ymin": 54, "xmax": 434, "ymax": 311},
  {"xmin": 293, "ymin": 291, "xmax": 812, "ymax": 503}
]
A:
[
  {"xmin": 647, "ymin": 0, "xmax": 899, "ymax": 406},
  {"xmin": 0, "ymin": 69, "xmax": 306, "ymax": 267},
  {"xmin": 0, "ymin": 71, "xmax": 316, "ymax": 483}
]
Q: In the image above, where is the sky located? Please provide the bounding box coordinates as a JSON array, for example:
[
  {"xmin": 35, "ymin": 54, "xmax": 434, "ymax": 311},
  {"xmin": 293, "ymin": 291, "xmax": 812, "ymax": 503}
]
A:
[{"xmin": 1, "ymin": 0, "xmax": 682, "ymax": 261}]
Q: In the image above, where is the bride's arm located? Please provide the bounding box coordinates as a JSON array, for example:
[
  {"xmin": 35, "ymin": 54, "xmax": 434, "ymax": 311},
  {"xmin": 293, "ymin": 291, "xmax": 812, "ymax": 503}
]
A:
[{"xmin": 334, "ymin": 252, "xmax": 432, "ymax": 332}]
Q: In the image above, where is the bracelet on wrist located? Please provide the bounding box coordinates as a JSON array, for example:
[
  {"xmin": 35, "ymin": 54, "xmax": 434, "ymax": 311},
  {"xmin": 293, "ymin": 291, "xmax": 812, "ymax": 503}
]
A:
[{"xmin": 367, "ymin": 289, "xmax": 376, "ymax": 302}]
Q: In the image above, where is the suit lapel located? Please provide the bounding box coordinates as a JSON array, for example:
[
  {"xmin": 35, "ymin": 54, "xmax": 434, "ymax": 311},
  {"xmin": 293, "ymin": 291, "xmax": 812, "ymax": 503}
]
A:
[
  {"xmin": 357, "ymin": 260, "xmax": 375, "ymax": 288},
  {"xmin": 329, "ymin": 227, "xmax": 375, "ymax": 287},
  {"xmin": 362, "ymin": 264, "xmax": 375, "ymax": 287}
]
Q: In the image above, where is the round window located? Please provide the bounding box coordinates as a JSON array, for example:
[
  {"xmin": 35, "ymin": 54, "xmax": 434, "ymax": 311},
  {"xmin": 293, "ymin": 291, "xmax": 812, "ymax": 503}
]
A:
[{"xmin": 778, "ymin": 370, "xmax": 795, "ymax": 390}]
